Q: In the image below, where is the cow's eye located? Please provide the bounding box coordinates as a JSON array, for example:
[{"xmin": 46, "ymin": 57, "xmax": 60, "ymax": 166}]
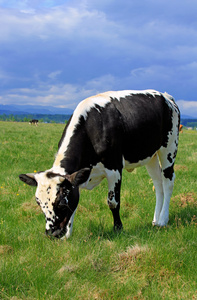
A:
[
  {"xmin": 59, "ymin": 197, "xmax": 68, "ymax": 208},
  {"xmin": 59, "ymin": 186, "xmax": 70, "ymax": 197}
]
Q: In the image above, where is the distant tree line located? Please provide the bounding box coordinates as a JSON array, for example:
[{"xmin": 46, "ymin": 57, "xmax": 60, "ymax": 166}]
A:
[
  {"xmin": 0, "ymin": 114, "xmax": 197, "ymax": 128},
  {"xmin": 180, "ymin": 119, "xmax": 197, "ymax": 129},
  {"xmin": 0, "ymin": 113, "xmax": 72, "ymax": 123}
]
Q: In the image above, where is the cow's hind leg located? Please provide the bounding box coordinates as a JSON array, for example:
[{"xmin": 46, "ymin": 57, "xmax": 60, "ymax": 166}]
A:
[
  {"xmin": 157, "ymin": 144, "xmax": 178, "ymax": 226},
  {"xmin": 105, "ymin": 169, "xmax": 123, "ymax": 231},
  {"xmin": 146, "ymin": 154, "xmax": 164, "ymax": 225}
]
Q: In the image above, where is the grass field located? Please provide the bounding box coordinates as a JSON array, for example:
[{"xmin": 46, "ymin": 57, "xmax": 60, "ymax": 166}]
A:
[{"xmin": 0, "ymin": 121, "xmax": 196, "ymax": 300}]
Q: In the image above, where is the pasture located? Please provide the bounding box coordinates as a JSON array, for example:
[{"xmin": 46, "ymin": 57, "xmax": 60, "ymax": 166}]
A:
[{"xmin": 0, "ymin": 121, "xmax": 196, "ymax": 299}]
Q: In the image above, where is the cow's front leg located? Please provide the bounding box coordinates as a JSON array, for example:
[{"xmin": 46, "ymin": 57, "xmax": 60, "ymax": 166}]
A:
[{"xmin": 106, "ymin": 169, "xmax": 123, "ymax": 231}]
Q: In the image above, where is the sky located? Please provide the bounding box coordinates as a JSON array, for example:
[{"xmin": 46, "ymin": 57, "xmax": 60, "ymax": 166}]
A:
[{"xmin": 0, "ymin": 0, "xmax": 197, "ymax": 117}]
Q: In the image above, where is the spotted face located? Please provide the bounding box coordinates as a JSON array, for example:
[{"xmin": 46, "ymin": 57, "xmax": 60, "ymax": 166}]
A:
[{"xmin": 19, "ymin": 168, "xmax": 91, "ymax": 238}]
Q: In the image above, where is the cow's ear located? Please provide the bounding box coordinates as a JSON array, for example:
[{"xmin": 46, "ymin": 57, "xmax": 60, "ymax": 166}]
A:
[
  {"xmin": 65, "ymin": 168, "xmax": 91, "ymax": 187},
  {"xmin": 19, "ymin": 173, "xmax": 37, "ymax": 186}
]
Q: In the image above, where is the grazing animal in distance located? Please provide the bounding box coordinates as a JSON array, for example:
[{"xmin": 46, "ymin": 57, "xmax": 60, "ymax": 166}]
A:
[
  {"xmin": 29, "ymin": 119, "xmax": 38, "ymax": 126},
  {"xmin": 19, "ymin": 90, "xmax": 180, "ymax": 239}
]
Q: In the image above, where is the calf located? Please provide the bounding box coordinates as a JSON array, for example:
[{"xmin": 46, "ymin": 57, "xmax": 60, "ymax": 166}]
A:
[{"xmin": 19, "ymin": 90, "xmax": 180, "ymax": 239}]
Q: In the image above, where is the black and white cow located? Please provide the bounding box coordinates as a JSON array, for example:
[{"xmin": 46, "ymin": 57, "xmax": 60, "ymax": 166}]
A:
[
  {"xmin": 19, "ymin": 90, "xmax": 180, "ymax": 239},
  {"xmin": 29, "ymin": 119, "xmax": 38, "ymax": 126}
]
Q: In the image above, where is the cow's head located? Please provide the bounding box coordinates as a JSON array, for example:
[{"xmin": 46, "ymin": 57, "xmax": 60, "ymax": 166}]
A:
[{"xmin": 19, "ymin": 168, "xmax": 91, "ymax": 239}]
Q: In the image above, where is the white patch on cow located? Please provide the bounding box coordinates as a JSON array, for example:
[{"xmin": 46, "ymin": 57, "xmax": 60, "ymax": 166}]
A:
[
  {"xmin": 80, "ymin": 163, "xmax": 122, "ymax": 209},
  {"xmin": 123, "ymin": 155, "xmax": 154, "ymax": 171},
  {"xmin": 157, "ymin": 175, "xmax": 175, "ymax": 226},
  {"xmin": 162, "ymin": 92, "xmax": 178, "ymax": 111},
  {"xmin": 145, "ymin": 154, "xmax": 164, "ymax": 225},
  {"xmin": 52, "ymin": 155, "xmax": 65, "ymax": 174},
  {"xmin": 105, "ymin": 168, "xmax": 121, "ymax": 209},
  {"xmin": 80, "ymin": 162, "xmax": 106, "ymax": 190},
  {"xmin": 103, "ymin": 89, "xmax": 160, "ymax": 101}
]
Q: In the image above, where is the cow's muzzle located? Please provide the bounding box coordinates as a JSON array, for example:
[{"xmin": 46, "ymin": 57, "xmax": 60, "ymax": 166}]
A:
[
  {"xmin": 46, "ymin": 216, "xmax": 68, "ymax": 239},
  {"xmin": 45, "ymin": 227, "xmax": 67, "ymax": 239}
]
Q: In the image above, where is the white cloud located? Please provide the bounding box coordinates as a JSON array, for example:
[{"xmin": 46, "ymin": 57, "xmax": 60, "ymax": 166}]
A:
[
  {"xmin": 85, "ymin": 74, "xmax": 117, "ymax": 92},
  {"xmin": 177, "ymin": 100, "xmax": 197, "ymax": 118},
  {"xmin": 0, "ymin": 0, "xmax": 197, "ymax": 115},
  {"xmin": 1, "ymin": 73, "xmax": 197, "ymax": 118},
  {"xmin": 0, "ymin": 83, "xmax": 92, "ymax": 109},
  {"xmin": 48, "ymin": 70, "xmax": 62, "ymax": 80},
  {"xmin": 0, "ymin": 74, "xmax": 118, "ymax": 108},
  {"xmin": 0, "ymin": 5, "xmax": 120, "ymax": 44}
]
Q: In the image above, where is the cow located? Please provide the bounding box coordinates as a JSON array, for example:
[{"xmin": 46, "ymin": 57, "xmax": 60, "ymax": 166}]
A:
[
  {"xmin": 19, "ymin": 90, "xmax": 180, "ymax": 239},
  {"xmin": 29, "ymin": 119, "xmax": 38, "ymax": 126}
]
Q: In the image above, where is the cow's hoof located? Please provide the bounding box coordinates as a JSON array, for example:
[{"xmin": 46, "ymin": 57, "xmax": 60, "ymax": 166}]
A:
[
  {"xmin": 152, "ymin": 220, "xmax": 157, "ymax": 226},
  {"xmin": 114, "ymin": 223, "xmax": 123, "ymax": 232},
  {"xmin": 152, "ymin": 220, "xmax": 168, "ymax": 227}
]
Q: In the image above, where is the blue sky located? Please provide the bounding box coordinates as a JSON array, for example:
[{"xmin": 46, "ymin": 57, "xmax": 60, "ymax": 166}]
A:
[{"xmin": 0, "ymin": 0, "xmax": 197, "ymax": 117}]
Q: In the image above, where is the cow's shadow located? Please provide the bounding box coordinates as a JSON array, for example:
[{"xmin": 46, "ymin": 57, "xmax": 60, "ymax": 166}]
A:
[
  {"xmin": 83, "ymin": 204, "xmax": 197, "ymax": 242},
  {"xmin": 169, "ymin": 204, "xmax": 197, "ymax": 227}
]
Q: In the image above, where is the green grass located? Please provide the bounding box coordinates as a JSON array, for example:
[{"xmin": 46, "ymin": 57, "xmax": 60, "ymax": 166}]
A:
[{"xmin": 0, "ymin": 122, "xmax": 196, "ymax": 300}]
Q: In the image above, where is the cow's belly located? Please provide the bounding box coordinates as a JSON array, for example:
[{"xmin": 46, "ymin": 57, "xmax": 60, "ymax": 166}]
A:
[
  {"xmin": 80, "ymin": 154, "xmax": 155, "ymax": 190},
  {"xmin": 80, "ymin": 162, "xmax": 106, "ymax": 190},
  {"xmin": 123, "ymin": 155, "xmax": 155, "ymax": 172}
]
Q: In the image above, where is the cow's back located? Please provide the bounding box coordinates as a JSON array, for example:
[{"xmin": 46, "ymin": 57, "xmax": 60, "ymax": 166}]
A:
[
  {"xmin": 56, "ymin": 90, "xmax": 179, "ymax": 172},
  {"xmin": 84, "ymin": 90, "xmax": 179, "ymax": 166}
]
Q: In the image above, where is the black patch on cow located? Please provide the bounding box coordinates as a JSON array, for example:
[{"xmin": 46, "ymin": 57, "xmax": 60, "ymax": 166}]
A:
[
  {"xmin": 47, "ymin": 183, "xmax": 80, "ymax": 238},
  {"xmin": 173, "ymin": 148, "xmax": 178, "ymax": 159},
  {"xmin": 36, "ymin": 197, "xmax": 41, "ymax": 206},
  {"xmin": 60, "ymin": 115, "xmax": 99, "ymax": 173},
  {"xmin": 167, "ymin": 153, "xmax": 173, "ymax": 163},
  {"xmin": 46, "ymin": 172, "xmax": 59, "ymax": 179},
  {"xmin": 90, "ymin": 93, "xmax": 173, "ymax": 168},
  {"xmin": 163, "ymin": 164, "xmax": 174, "ymax": 180},
  {"xmin": 109, "ymin": 93, "xmax": 173, "ymax": 163},
  {"xmin": 46, "ymin": 186, "xmax": 51, "ymax": 194},
  {"xmin": 108, "ymin": 191, "xmax": 114, "ymax": 201},
  {"xmin": 19, "ymin": 174, "xmax": 37, "ymax": 186},
  {"xmin": 108, "ymin": 179, "xmax": 123, "ymax": 230}
]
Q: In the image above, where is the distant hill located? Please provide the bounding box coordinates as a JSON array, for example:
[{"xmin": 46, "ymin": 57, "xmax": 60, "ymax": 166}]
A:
[
  {"xmin": 1, "ymin": 104, "xmax": 196, "ymax": 119},
  {"xmin": 0, "ymin": 103, "xmax": 196, "ymax": 126},
  {"xmin": 181, "ymin": 114, "xmax": 196, "ymax": 119},
  {"xmin": 180, "ymin": 114, "xmax": 197, "ymax": 128},
  {"xmin": 0, "ymin": 104, "xmax": 73, "ymax": 115}
]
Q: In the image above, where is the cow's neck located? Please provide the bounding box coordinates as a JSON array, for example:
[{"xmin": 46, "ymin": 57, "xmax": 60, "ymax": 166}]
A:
[{"xmin": 52, "ymin": 123, "xmax": 98, "ymax": 175}]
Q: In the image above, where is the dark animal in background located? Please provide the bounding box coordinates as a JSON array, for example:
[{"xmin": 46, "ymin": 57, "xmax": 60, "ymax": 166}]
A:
[
  {"xmin": 29, "ymin": 119, "xmax": 38, "ymax": 126},
  {"xmin": 19, "ymin": 90, "xmax": 180, "ymax": 239}
]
